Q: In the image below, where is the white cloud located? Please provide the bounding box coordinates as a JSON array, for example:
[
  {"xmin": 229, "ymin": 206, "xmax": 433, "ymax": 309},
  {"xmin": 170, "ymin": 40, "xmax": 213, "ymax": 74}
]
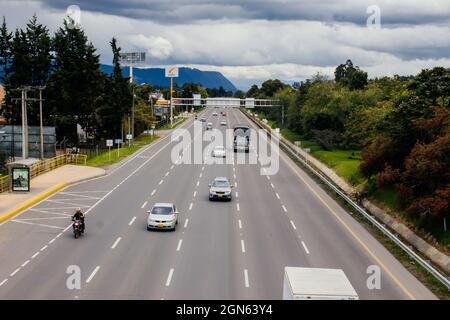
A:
[{"xmin": 128, "ymin": 34, "xmax": 173, "ymax": 59}]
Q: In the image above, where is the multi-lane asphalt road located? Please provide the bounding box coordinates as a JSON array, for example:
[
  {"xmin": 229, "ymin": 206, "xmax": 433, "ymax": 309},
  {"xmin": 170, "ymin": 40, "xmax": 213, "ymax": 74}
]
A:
[{"xmin": 0, "ymin": 107, "xmax": 436, "ymax": 299}]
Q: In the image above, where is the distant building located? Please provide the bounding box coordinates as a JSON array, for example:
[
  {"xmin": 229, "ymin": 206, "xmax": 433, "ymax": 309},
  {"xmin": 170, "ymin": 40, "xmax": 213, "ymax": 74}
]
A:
[{"xmin": 0, "ymin": 85, "xmax": 5, "ymax": 125}]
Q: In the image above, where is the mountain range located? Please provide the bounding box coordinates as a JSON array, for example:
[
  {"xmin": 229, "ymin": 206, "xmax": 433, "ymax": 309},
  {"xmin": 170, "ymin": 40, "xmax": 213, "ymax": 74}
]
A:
[{"xmin": 100, "ymin": 65, "xmax": 237, "ymax": 92}]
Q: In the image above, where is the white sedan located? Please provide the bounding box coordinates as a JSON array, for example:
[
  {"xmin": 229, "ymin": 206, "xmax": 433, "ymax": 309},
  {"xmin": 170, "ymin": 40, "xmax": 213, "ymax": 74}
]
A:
[
  {"xmin": 147, "ymin": 203, "xmax": 179, "ymax": 231},
  {"xmin": 220, "ymin": 120, "xmax": 227, "ymax": 126},
  {"xmin": 212, "ymin": 146, "xmax": 226, "ymax": 158}
]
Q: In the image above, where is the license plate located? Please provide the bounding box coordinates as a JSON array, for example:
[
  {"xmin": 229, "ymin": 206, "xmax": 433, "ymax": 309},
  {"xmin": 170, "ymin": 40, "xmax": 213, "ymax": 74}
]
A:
[
  {"xmin": 217, "ymin": 195, "xmax": 222, "ymax": 198},
  {"xmin": 157, "ymin": 224, "xmax": 164, "ymax": 228}
]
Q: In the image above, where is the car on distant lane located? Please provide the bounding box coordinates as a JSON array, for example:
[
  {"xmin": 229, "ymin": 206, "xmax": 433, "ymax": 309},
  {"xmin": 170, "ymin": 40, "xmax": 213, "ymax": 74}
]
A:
[
  {"xmin": 212, "ymin": 145, "xmax": 226, "ymax": 158},
  {"xmin": 209, "ymin": 177, "xmax": 233, "ymax": 201}
]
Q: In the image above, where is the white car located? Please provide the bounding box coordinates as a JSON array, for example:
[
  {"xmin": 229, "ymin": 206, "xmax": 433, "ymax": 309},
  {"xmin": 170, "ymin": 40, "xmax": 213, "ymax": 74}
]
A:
[
  {"xmin": 220, "ymin": 120, "xmax": 227, "ymax": 126},
  {"xmin": 212, "ymin": 145, "xmax": 226, "ymax": 158},
  {"xmin": 206, "ymin": 122, "xmax": 213, "ymax": 130},
  {"xmin": 147, "ymin": 203, "xmax": 179, "ymax": 231},
  {"xmin": 212, "ymin": 112, "xmax": 218, "ymax": 116}
]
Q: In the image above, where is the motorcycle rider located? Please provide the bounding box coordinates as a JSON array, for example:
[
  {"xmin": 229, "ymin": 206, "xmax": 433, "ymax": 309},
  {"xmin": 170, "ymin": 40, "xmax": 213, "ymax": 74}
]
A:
[{"xmin": 72, "ymin": 208, "xmax": 85, "ymax": 233}]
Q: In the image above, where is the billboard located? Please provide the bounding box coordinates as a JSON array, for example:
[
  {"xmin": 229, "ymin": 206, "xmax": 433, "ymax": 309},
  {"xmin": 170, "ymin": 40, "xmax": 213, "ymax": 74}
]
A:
[
  {"xmin": 12, "ymin": 167, "xmax": 30, "ymax": 192},
  {"xmin": 165, "ymin": 66, "xmax": 179, "ymax": 78}
]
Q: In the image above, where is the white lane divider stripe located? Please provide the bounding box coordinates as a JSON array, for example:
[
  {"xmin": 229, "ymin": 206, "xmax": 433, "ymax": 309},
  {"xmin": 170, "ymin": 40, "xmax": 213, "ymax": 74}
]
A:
[
  {"xmin": 159, "ymin": 180, "xmax": 164, "ymax": 185},
  {"xmin": 21, "ymin": 260, "xmax": 30, "ymax": 267},
  {"xmin": 301, "ymin": 241, "xmax": 310, "ymax": 254},
  {"xmin": 166, "ymin": 268, "xmax": 174, "ymax": 287},
  {"xmin": 151, "ymin": 189, "xmax": 156, "ymax": 196},
  {"xmin": 111, "ymin": 237, "xmax": 122, "ymax": 249},
  {"xmin": 129, "ymin": 216, "xmax": 136, "ymax": 226},
  {"xmin": 244, "ymin": 269, "xmax": 250, "ymax": 288},
  {"xmin": 235, "ymin": 191, "xmax": 239, "ymax": 198},
  {"xmin": 290, "ymin": 220, "xmax": 297, "ymax": 230},
  {"xmin": 184, "ymin": 219, "xmax": 189, "ymax": 228},
  {"xmin": 270, "ymin": 183, "xmax": 274, "ymax": 189},
  {"xmin": 49, "ymin": 238, "xmax": 56, "ymax": 244},
  {"xmin": 199, "ymin": 173, "xmax": 202, "ymax": 178},
  {"xmin": 282, "ymin": 205, "xmax": 287, "ymax": 213},
  {"xmin": 40, "ymin": 245, "xmax": 48, "ymax": 252},
  {"xmin": 86, "ymin": 266, "xmax": 100, "ymax": 283},
  {"xmin": 189, "ymin": 203, "xmax": 193, "ymax": 211},
  {"xmin": 275, "ymin": 193, "xmax": 280, "ymax": 199},
  {"xmin": 177, "ymin": 239, "xmax": 183, "ymax": 252},
  {"xmin": 170, "ymin": 165, "xmax": 174, "ymax": 170},
  {"xmin": 238, "ymin": 219, "xmax": 242, "ymax": 229},
  {"xmin": 241, "ymin": 240, "xmax": 246, "ymax": 253},
  {"xmin": 193, "ymin": 191, "xmax": 197, "ymax": 197},
  {"xmin": 165, "ymin": 171, "xmax": 169, "ymax": 177},
  {"xmin": 31, "ymin": 251, "xmax": 40, "ymax": 259},
  {"xmin": 141, "ymin": 201, "xmax": 148, "ymax": 209},
  {"xmin": 235, "ymin": 182, "xmax": 238, "ymax": 187},
  {"xmin": 236, "ymin": 203, "xmax": 240, "ymax": 211},
  {"xmin": 196, "ymin": 181, "xmax": 200, "ymax": 187},
  {"xmin": 10, "ymin": 268, "xmax": 20, "ymax": 277},
  {"xmin": 0, "ymin": 279, "xmax": 7, "ymax": 287}
]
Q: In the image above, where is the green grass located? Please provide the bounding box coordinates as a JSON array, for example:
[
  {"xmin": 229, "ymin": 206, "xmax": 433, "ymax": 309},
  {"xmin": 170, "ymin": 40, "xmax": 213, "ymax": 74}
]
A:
[
  {"xmin": 371, "ymin": 186, "xmax": 397, "ymax": 209},
  {"xmin": 156, "ymin": 117, "xmax": 187, "ymax": 130},
  {"xmin": 86, "ymin": 134, "xmax": 159, "ymax": 167}
]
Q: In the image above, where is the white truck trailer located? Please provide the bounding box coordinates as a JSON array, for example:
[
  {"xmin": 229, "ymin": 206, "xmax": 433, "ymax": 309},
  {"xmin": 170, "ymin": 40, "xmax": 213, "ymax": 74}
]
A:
[{"xmin": 283, "ymin": 267, "xmax": 359, "ymax": 300}]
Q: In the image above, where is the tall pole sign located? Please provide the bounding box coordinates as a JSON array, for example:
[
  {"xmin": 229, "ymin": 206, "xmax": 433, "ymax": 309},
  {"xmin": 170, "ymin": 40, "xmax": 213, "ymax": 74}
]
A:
[
  {"xmin": 120, "ymin": 52, "xmax": 146, "ymax": 142},
  {"xmin": 165, "ymin": 67, "xmax": 179, "ymax": 128}
]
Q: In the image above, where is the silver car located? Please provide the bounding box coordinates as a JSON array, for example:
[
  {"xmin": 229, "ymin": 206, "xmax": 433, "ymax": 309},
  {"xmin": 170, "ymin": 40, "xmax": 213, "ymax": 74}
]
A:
[
  {"xmin": 147, "ymin": 203, "xmax": 179, "ymax": 231},
  {"xmin": 209, "ymin": 177, "xmax": 233, "ymax": 201}
]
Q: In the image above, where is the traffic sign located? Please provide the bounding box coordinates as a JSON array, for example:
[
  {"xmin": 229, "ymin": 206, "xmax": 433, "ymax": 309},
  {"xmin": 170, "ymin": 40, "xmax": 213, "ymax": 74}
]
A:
[
  {"xmin": 126, "ymin": 134, "xmax": 133, "ymax": 140},
  {"xmin": 115, "ymin": 139, "xmax": 123, "ymax": 145},
  {"xmin": 106, "ymin": 139, "xmax": 113, "ymax": 147},
  {"xmin": 165, "ymin": 66, "xmax": 179, "ymax": 78}
]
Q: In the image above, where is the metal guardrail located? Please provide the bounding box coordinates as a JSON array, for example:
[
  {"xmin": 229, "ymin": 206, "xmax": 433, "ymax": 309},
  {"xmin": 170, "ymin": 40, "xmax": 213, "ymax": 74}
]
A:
[
  {"xmin": 0, "ymin": 154, "xmax": 87, "ymax": 194},
  {"xmin": 242, "ymin": 109, "xmax": 450, "ymax": 290}
]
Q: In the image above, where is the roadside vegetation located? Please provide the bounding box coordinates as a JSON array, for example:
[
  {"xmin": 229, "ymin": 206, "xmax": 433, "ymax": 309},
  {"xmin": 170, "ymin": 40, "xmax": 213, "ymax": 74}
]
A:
[
  {"xmin": 248, "ymin": 61, "xmax": 449, "ymax": 246},
  {"xmin": 86, "ymin": 134, "xmax": 159, "ymax": 167}
]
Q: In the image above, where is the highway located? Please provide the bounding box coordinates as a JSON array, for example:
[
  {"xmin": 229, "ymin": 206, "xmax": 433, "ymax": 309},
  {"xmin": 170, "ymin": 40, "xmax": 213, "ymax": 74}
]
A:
[{"xmin": 0, "ymin": 107, "xmax": 436, "ymax": 300}]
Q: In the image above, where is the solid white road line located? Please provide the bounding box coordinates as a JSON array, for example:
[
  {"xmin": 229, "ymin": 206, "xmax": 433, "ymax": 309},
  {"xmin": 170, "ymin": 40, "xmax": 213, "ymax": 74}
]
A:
[
  {"xmin": 129, "ymin": 216, "xmax": 136, "ymax": 226},
  {"xmin": 166, "ymin": 268, "xmax": 174, "ymax": 287},
  {"xmin": 10, "ymin": 268, "xmax": 20, "ymax": 277},
  {"xmin": 151, "ymin": 189, "xmax": 156, "ymax": 196},
  {"xmin": 241, "ymin": 240, "xmax": 246, "ymax": 253},
  {"xmin": 31, "ymin": 251, "xmax": 40, "ymax": 259},
  {"xmin": 244, "ymin": 269, "xmax": 250, "ymax": 288},
  {"xmin": 111, "ymin": 237, "xmax": 122, "ymax": 249},
  {"xmin": 86, "ymin": 266, "xmax": 100, "ymax": 283},
  {"xmin": 236, "ymin": 203, "xmax": 240, "ymax": 211},
  {"xmin": 177, "ymin": 239, "xmax": 183, "ymax": 252},
  {"xmin": 141, "ymin": 201, "xmax": 148, "ymax": 209},
  {"xmin": 189, "ymin": 203, "xmax": 193, "ymax": 211},
  {"xmin": 184, "ymin": 219, "xmax": 189, "ymax": 228},
  {"xmin": 290, "ymin": 220, "xmax": 297, "ymax": 230},
  {"xmin": 282, "ymin": 205, "xmax": 287, "ymax": 213},
  {"xmin": 301, "ymin": 241, "xmax": 310, "ymax": 254},
  {"xmin": 238, "ymin": 219, "xmax": 242, "ymax": 229},
  {"xmin": 21, "ymin": 260, "xmax": 30, "ymax": 267},
  {"xmin": 275, "ymin": 193, "xmax": 280, "ymax": 199},
  {"xmin": 0, "ymin": 279, "xmax": 7, "ymax": 287}
]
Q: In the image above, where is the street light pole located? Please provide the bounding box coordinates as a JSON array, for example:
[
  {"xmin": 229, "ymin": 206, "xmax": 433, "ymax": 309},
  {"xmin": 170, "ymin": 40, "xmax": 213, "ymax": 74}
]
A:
[{"xmin": 170, "ymin": 77, "xmax": 173, "ymax": 128}]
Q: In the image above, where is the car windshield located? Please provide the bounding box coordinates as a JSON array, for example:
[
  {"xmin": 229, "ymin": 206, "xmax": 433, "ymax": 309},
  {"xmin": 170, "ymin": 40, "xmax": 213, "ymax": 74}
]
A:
[
  {"xmin": 151, "ymin": 206, "xmax": 173, "ymax": 215},
  {"xmin": 212, "ymin": 180, "xmax": 229, "ymax": 188}
]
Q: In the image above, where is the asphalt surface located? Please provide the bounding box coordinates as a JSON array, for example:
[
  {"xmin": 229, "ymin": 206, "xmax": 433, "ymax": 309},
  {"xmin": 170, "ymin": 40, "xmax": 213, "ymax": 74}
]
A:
[{"xmin": 0, "ymin": 107, "xmax": 436, "ymax": 300}]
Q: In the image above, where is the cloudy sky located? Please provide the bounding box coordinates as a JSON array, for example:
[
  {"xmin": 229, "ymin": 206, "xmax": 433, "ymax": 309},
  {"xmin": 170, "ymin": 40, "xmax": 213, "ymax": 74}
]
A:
[{"xmin": 2, "ymin": 0, "xmax": 450, "ymax": 89}]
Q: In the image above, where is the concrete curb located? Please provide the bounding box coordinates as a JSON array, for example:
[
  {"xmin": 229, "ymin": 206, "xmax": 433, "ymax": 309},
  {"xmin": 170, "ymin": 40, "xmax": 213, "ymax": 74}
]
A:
[{"xmin": 0, "ymin": 183, "xmax": 67, "ymax": 223}]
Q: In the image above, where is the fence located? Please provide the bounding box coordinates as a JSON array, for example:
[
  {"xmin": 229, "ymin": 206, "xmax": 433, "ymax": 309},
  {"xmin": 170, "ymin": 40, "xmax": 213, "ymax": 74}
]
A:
[{"xmin": 0, "ymin": 153, "xmax": 87, "ymax": 193}]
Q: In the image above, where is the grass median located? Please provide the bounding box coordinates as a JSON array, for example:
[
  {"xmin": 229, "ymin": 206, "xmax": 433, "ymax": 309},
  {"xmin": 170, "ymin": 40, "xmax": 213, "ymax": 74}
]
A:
[{"xmin": 86, "ymin": 134, "xmax": 160, "ymax": 167}]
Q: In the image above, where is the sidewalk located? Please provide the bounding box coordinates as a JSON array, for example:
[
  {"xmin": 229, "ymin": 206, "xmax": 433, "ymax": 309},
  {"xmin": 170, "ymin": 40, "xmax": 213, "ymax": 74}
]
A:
[{"xmin": 0, "ymin": 165, "xmax": 105, "ymax": 221}]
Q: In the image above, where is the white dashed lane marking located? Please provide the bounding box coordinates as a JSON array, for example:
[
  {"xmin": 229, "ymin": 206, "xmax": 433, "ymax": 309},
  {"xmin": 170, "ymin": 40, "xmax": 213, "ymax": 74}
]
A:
[
  {"xmin": 238, "ymin": 219, "xmax": 242, "ymax": 229},
  {"xmin": 151, "ymin": 189, "xmax": 156, "ymax": 196},
  {"xmin": 86, "ymin": 266, "xmax": 100, "ymax": 284},
  {"xmin": 166, "ymin": 268, "xmax": 174, "ymax": 287},
  {"xmin": 184, "ymin": 219, "xmax": 189, "ymax": 228},
  {"xmin": 241, "ymin": 240, "xmax": 246, "ymax": 253},
  {"xmin": 176, "ymin": 239, "xmax": 183, "ymax": 252},
  {"xmin": 111, "ymin": 237, "xmax": 122, "ymax": 249},
  {"xmin": 141, "ymin": 201, "xmax": 148, "ymax": 209},
  {"xmin": 129, "ymin": 216, "xmax": 136, "ymax": 226},
  {"xmin": 244, "ymin": 269, "xmax": 250, "ymax": 288},
  {"xmin": 10, "ymin": 268, "xmax": 20, "ymax": 277},
  {"xmin": 0, "ymin": 279, "xmax": 7, "ymax": 287},
  {"xmin": 282, "ymin": 205, "xmax": 287, "ymax": 213},
  {"xmin": 290, "ymin": 220, "xmax": 297, "ymax": 230},
  {"xmin": 302, "ymin": 241, "xmax": 310, "ymax": 254}
]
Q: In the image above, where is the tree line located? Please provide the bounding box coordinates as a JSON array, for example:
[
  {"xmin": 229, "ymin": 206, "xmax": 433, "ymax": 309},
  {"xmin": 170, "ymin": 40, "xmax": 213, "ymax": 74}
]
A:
[
  {"xmin": 0, "ymin": 15, "xmax": 137, "ymax": 143},
  {"xmin": 248, "ymin": 60, "xmax": 449, "ymax": 227}
]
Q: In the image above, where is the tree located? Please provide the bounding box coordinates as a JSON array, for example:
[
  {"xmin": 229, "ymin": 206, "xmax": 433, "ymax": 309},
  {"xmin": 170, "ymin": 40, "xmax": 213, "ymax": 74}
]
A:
[
  {"xmin": 335, "ymin": 59, "xmax": 368, "ymax": 90},
  {"xmin": 233, "ymin": 90, "xmax": 245, "ymax": 99},
  {"xmin": 46, "ymin": 19, "xmax": 105, "ymax": 142},
  {"xmin": 260, "ymin": 79, "xmax": 286, "ymax": 97},
  {"xmin": 0, "ymin": 16, "xmax": 12, "ymax": 85},
  {"xmin": 246, "ymin": 84, "xmax": 260, "ymax": 98}
]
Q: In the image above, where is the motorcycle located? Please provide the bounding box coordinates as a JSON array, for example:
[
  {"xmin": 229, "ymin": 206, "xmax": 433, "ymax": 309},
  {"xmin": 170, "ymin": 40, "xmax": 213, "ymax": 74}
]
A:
[{"xmin": 72, "ymin": 219, "xmax": 84, "ymax": 239}]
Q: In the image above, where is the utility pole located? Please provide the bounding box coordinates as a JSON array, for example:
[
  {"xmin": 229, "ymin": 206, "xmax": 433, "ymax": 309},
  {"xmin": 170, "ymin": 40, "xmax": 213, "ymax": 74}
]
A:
[
  {"xmin": 22, "ymin": 88, "xmax": 28, "ymax": 159},
  {"xmin": 170, "ymin": 77, "xmax": 173, "ymax": 128},
  {"xmin": 37, "ymin": 86, "xmax": 46, "ymax": 159}
]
